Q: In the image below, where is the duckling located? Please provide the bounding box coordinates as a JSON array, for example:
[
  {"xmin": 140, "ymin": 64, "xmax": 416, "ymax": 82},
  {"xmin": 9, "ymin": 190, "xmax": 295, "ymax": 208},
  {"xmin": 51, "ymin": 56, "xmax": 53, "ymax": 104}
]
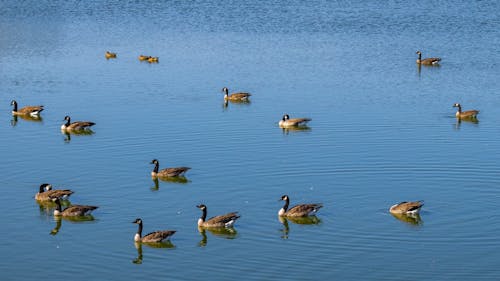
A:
[
  {"xmin": 35, "ymin": 183, "xmax": 74, "ymax": 201},
  {"xmin": 11, "ymin": 100, "xmax": 44, "ymax": 116},
  {"xmin": 278, "ymin": 195, "xmax": 322, "ymax": 217},
  {"xmin": 61, "ymin": 115, "xmax": 95, "ymax": 131},
  {"xmin": 278, "ymin": 114, "xmax": 311, "ymax": 128},
  {"xmin": 150, "ymin": 159, "xmax": 190, "ymax": 178},
  {"xmin": 222, "ymin": 87, "xmax": 251, "ymax": 101},
  {"xmin": 132, "ymin": 218, "xmax": 176, "ymax": 243},
  {"xmin": 147, "ymin": 57, "xmax": 159, "ymax": 63},
  {"xmin": 52, "ymin": 198, "xmax": 98, "ymax": 217},
  {"xmin": 389, "ymin": 201, "xmax": 424, "ymax": 215},
  {"xmin": 416, "ymin": 51, "xmax": 441, "ymax": 65},
  {"xmin": 138, "ymin": 55, "xmax": 151, "ymax": 61},
  {"xmin": 105, "ymin": 51, "xmax": 117, "ymax": 59},
  {"xmin": 453, "ymin": 103, "xmax": 479, "ymax": 119},
  {"xmin": 196, "ymin": 204, "xmax": 240, "ymax": 228}
]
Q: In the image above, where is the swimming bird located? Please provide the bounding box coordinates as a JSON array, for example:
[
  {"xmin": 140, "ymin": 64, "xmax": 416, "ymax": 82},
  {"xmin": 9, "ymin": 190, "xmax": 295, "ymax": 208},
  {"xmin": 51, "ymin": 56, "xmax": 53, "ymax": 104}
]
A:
[
  {"xmin": 150, "ymin": 159, "xmax": 190, "ymax": 178},
  {"xmin": 35, "ymin": 183, "xmax": 74, "ymax": 201},
  {"xmin": 10, "ymin": 100, "xmax": 44, "ymax": 116},
  {"xmin": 132, "ymin": 218, "xmax": 176, "ymax": 243},
  {"xmin": 416, "ymin": 51, "xmax": 441, "ymax": 65},
  {"xmin": 389, "ymin": 201, "xmax": 424, "ymax": 215},
  {"xmin": 196, "ymin": 204, "xmax": 240, "ymax": 228},
  {"xmin": 278, "ymin": 195, "xmax": 323, "ymax": 217},
  {"xmin": 105, "ymin": 51, "xmax": 117, "ymax": 59},
  {"xmin": 138, "ymin": 55, "xmax": 151, "ymax": 61},
  {"xmin": 147, "ymin": 57, "xmax": 159, "ymax": 63},
  {"xmin": 278, "ymin": 114, "xmax": 311, "ymax": 128},
  {"xmin": 222, "ymin": 87, "xmax": 251, "ymax": 101},
  {"xmin": 453, "ymin": 103, "xmax": 479, "ymax": 119},
  {"xmin": 52, "ymin": 198, "xmax": 98, "ymax": 217},
  {"xmin": 61, "ymin": 115, "xmax": 95, "ymax": 131}
]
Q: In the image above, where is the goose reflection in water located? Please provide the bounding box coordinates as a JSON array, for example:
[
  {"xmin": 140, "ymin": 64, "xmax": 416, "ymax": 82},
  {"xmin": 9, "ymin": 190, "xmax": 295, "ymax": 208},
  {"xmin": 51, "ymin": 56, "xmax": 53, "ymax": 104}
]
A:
[
  {"xmin": 49, "ymin": 215, "xmax": 96, "ymax": 236},
  {"xmin": 278, "ymin": 216, "xmax": 321, "ymax": 240},
  {"xmin": 222, "ymin": 99, "xmax": 251, "ymax": 111},
  {"xmin": 454, "ymin": 117, "xmax": 479, "ymax": 130},
  {"xmin": 197, "ymin": 227, "xmax": 238, "ymax": 247},
  {"xmin": 37, "ymin": 199, "xmax": 71, "ymax": 217},
  {"xmin": 132, "ymin": 241, "xmax": 175, "ymax": 264},
  {"xmin": 281, "ymin": 125, "xmax": 311, "ymax": 135},
  {"xmin": 10, "ymin": 115, "xmax": 43, "ymax": 126},
  {"xmin": 390, "ymin": 213, "xmax": 423, "ymax": 226},
  {"xmin": 62, "ymin": 129, "xmax": 95, "ymax": 143}
]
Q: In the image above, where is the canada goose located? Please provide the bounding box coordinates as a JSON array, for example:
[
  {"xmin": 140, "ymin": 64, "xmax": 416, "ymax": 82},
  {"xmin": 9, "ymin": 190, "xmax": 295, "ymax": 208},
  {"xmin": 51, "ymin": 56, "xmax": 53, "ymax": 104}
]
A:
[
  {"xmin": 150, "ymin": 159, "xmax": 190, "ymax": 178},
  {"xmin": 416, "ymin": 51, "xmax": 441, "ymax": 65},
  {"xmin": 222, "ymin": 87, "xmax": 251, "ymax": 101},
  {"xmin": 52, "ymin": 198, "xmax": 98, "ymax": 217},
  {"xmin": 279, "ymin": 114, "xmax": 311, "ymax": 128},
  {"xmin": 10, "ymin": 100, "xmax": 44, "ymax": 116},
  {"xmin": 196, "ymin": 204, "xmax": 240, "ymax": 228},
  {"xmin": 453, "ymin": 103, "xmax": 479, "ymax": 119},
  {"xmin": 132, "ymin": 218, "xmax": 176, "ymax": 243},
  {"xmin": 105, "ymin": 51, "xmax": 117, "ymax": 59},
  {"xmin": 147, "ymin": 57, "xmax": 159, "ymax": 63},
  {"xmin": 278, "ymin": 195, "xmax": 322, "ymax": 217},
  {"xmin": 35, "ymin": 183, "xmax": 74, "ymax": 201},
  {"xmin": 138, "ymin": 55, "xmax": 151, "ymax": 61},
  {"xmin": 61, "ymin": 115, "xmax": 95, "ymax": 131},
  {"xmin": 389, "ymin": 201, "xmax": 424, "ymax": 215}
]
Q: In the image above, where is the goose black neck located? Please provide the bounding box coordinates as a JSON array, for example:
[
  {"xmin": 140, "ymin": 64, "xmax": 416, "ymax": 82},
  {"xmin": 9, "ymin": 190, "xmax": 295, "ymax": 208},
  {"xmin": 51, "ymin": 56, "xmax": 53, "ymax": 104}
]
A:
[
  {"xmin": 39, "ymin": 185, "xmax": 45, "ymax": 193},
  {"xmin": 457, "ymin": 105, "xmax": 462, "ymax": 113},
  {"xmin": 283, "ymin": 198, "xmax": 289, "ymax": 212},
  {"xmin": 200, "ymin": 208, "xmax": 207, "ymax": 221},
  {"xmin": 55, "ymin": 200, "xmax": 62, "ymax": 212},
  {"xmin": 137, "ymin": 222, "xmax": 143, "ymax": 237},
  {"xmin": 12, "ymin": 102, "xmax": 18, "ymax": 112},
  {"xmin": 65, "ymin": 118, "xmax": 71, "ymax": 126},
  {"xmin": 417, "ymin": 53, "xmax": 422, "ymax": 61},
  {"xmin": 153, "ymin": 162, "xmax": 159, "ymax": 173}
]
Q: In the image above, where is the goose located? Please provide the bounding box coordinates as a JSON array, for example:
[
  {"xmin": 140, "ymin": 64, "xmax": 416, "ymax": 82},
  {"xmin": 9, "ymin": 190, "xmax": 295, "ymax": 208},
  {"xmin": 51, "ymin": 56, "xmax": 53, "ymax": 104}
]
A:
[
  {"xmin": 11, "ymin": 100, "xmax": 44, "ymax": 116},
  {"xmin": 278, "ymin": 195, "xmax": 322, "ymax": 217},
  {"xmin": 138, "ymin": 55, "xmax": 151, "ymax": 61},
  {"xmin": 389, "ymin": 201, "xmax": 424, "ymax": 215},
  {"xmin": 150, "ymin": 159, "xmax": 190, "ymax": 178},
  {"xmin": 132, "ymin": 218, "xmax": 176, "ymax": 243},
  {"xmin": 278, "ymin": 114, "xmax": 311, "ymax": 128},
  {"xmin": 61, "ymin": 115, "xmax": 95, "ymax": 131},
  {"xmin": 222, "ymin": 87, "xmax": 251, "ymax": 101},
  {"xmin": 35, "ymin": 183, "xmax": 74, "ymax": 201},
  {"xmin": 416, "ymin": 51, "xmax": 441, "ymax": 65},
  {"xmin": 52, "ymin": 198, "xmax": 98, "ymax": 217},
  {"xmin": 105, "ymin": 51, "xmax": 117, "ymax": 59},
  {"xmin": 147, "ymin": 57, "xmax": 159, "ymax": 63},
  {"xmin": 196, "ymin": 204, "xmax": 240, "ymax": 228},
  {"xmin": 453, "ymin": 103, "xmax": 479, "ymax": 119}
]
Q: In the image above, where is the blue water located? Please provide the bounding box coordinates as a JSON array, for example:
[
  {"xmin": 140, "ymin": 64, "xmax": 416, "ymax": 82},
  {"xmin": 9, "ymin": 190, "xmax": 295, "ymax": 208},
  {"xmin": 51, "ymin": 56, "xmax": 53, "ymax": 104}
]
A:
[{"xmin": 1, "ymin": 0, "xmax": 500, "ymax": 280}]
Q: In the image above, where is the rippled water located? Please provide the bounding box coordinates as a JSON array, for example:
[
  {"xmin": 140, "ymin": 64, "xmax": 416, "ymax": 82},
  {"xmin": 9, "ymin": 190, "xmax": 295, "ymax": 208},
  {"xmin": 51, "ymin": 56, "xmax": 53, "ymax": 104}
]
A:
[{"xmin": 1, "ymin": 0, "xmax": 500, "ymax": 280}]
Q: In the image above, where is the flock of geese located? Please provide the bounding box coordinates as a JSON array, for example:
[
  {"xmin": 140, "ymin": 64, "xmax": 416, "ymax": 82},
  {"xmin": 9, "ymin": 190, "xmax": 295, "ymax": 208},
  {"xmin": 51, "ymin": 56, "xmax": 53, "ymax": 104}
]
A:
[{"xmin": 21, "ymin": 50, "xmax": 480, "ymax": 245}]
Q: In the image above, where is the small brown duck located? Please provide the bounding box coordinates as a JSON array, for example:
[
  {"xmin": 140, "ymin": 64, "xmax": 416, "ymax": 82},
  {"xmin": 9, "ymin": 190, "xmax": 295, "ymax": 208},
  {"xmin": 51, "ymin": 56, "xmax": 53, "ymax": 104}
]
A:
[
  {"xmin": 416, "ymin": 51, "xmax": 441, "ymax": 65},
  {"xmin": 278, "ymin": 195, "xmax": 322, "ymax": 217},
  {"xmin": 11, "ymin": 100, "xmax": 44, "ymax": 116},
  {"xmin": 278, "ymin": 114, "xmax": 311, "ymax": 128},
  {"xmin": 52, "ymin": 198, "xmax": 98, "ymax": 217},
  {"xmin": 196, "ymin": 204, "xmax": 240, "ymax": 228},
  {"xmin": 222, "ymin": 87, "xmax": 251, "ymax": 101},
  {"xmin": 150, "ymin": 159, "xmax": 190, "ymax": 178},
  {"xmin": 105, "ymin": 51, "xmax": 117, "ymax": 59},
  {"xmin": 61, "ymin": 115, "xmax": 95, "ymax": 131},
  {"xmin": 138, "ymin": 55, "xmax": 151, "ymax": 61},
  {"xmin": 453, "ymin": 103, "xmax": 479, "ymax": 119},
  {"xmin": 35, "ymin": 183, "xmax": 74, "ymax": 201},
  {"xmin": 389, "ymin": 201, "xmax": 424, "ymax": 215},
  {"xmin": 132, "ymin": 218, "xmax": 176, "ymax": 243},
  {"xmin": 147, "ymin": 57, "xmax": 159, "ymax": 63}
]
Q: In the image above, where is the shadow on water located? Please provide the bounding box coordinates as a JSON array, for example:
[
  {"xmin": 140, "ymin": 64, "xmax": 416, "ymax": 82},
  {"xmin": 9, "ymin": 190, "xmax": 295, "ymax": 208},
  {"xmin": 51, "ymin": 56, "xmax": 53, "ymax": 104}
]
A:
[
  {"xmin": 10, "ymin": 115, "xmax": 43, "ymax": 126},
  {"xmin": 62, "ymin": 129, "xmax": 95, "ymax": 143},
  {"xmin": 197, "ymin": 227, "xmax": 238, "ymax": 247},
  {"xmin": 151, "ymin": 177, "xmax": 190, "ymax": 191},
  {"xmin": 132, "ymin": 241, "xmax": 175, "ymax": 264},
  {"xmin": 278, "ymin": 216, "xmax": 321, "ymax": 239},
  {"xmin": 50, "ymin": 215, "xmax": 96, "ymax": 235},
  {"xmin": 390, "ymin": 213, "xmax": 423, "ymax": 227}
]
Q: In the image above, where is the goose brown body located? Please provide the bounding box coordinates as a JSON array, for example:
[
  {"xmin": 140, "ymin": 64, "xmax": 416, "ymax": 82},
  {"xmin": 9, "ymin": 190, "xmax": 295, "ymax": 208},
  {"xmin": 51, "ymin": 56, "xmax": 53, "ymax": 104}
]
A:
[
  {"xmin": 148, "ymin": 57, "xmax": 159, "ymax": 63},
  {"xmin": 416, "ymin": 51, "xmax": 441, "ymax": 65},
  {"xmin": 197, "ymin": 204, "xmax": 240, "ymax": 228},
  {"xmin": 222, "ymin": 87, "xmax": 251, "ymax": 101},
  {"xmin": 389, "ymin": 201, "xmax": 424, "ymax": 215},
  {"xmin": 453, "ymin": 103, "xmax": 479, "ymax": 119},
  {"xmin": 11, "ymin": 100, "xmax": 44, "ymax": 116},
  {"xmin": 138, "ymin": 55, "xmax": 151, "ymax": 61},
  {"xmin": 150, "ymin": 159, "xmax": 190, "ymax": 177},
  {"xmin": 53, "ymin": 198, "xmax": 98, "ymax": 217},
  {"xmin": 278, "ymin": 195, "xmax": 322, "ymax": 217},
  {"xmin": 133, "ymin": 218, "xmax": 176, "ymax": 243},
  {"xmin": 278, "ymin": 114, "xmax": 311, "ymax": 127},
  {"xmin": 105, "ymin": 51, "xmax": 117, "ymax": 59},
  {"xmin": 61, "ymin": 116, "xmax": 95, "ymax": 131},
  {"xmin": 35, "ymin": 183, "xmax": 74, "ymax": 201}
]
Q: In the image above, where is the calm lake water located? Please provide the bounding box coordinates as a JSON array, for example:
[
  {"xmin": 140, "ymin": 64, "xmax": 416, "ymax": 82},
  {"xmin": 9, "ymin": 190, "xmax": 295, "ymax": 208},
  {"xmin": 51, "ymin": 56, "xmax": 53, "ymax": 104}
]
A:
[{"xmin": 1, "ymin": 0, "xmax": 500, "ymax": 280}]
